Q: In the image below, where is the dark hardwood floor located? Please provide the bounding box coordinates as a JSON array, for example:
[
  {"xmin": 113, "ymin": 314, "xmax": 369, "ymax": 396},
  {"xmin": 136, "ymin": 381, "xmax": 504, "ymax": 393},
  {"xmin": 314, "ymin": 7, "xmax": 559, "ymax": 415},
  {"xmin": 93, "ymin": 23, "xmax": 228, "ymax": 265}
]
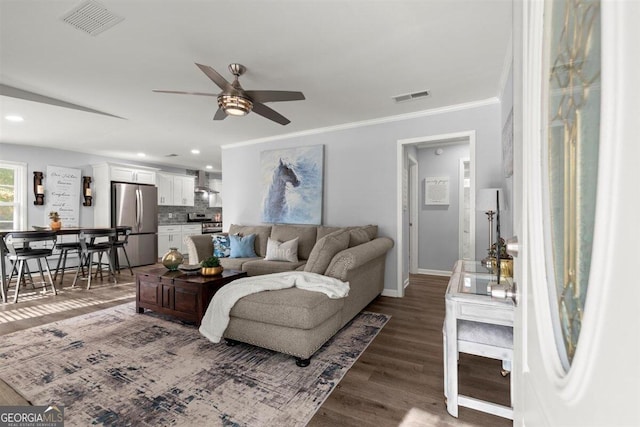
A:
[
  {"xmin": 0, "ymin": 268, "xmax": 510, "ymax": 426},
  {"xmin": 308, "ymin": 273, "xmax": 512, "ymax": 427}
]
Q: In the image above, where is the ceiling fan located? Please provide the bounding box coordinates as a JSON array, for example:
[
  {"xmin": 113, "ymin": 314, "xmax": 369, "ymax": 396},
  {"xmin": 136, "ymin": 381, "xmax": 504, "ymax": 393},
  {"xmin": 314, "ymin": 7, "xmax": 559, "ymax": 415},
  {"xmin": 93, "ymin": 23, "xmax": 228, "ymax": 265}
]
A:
[{"xmin": 153, "ymin": 63, "xmax": 305, "ymax": 125}]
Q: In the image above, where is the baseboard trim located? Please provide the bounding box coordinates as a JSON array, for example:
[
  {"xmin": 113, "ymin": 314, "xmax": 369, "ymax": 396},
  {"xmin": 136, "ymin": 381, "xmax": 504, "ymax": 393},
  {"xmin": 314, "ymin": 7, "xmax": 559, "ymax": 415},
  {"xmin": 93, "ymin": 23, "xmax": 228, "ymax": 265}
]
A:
[
  {"xmin": 381, "ymin": 288, "xmax": 402, "ymax": 298},
  {"xmin": 417, "ymin": 268, "xmax": 452, "ymax": 277}
]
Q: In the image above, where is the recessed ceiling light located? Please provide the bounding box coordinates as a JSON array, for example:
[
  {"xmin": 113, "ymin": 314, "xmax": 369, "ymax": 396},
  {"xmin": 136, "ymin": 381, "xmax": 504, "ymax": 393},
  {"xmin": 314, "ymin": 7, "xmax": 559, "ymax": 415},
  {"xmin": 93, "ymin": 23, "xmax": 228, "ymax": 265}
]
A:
[
  {"xmin": 205, "ymin": 165, "xmax": 213, "ymax": 170},
  {"xmin": 5, "ymin": 115, "xmax": 24, "ymax": 122},
  {"xmin": 191, "ymin": 149, "xmax": 200, "ymax": 154},
  {"xmin": 137, "ymin": 152, "xmax": 146, "ymax": 157}
]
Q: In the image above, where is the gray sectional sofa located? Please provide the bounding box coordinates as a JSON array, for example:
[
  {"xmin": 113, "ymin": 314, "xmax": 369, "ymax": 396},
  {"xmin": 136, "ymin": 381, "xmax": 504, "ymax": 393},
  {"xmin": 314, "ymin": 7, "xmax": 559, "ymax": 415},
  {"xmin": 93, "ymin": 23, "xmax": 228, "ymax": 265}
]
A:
[{"xmin": 183, "ymin": 223, "xmax": 394, "ymax": 366}]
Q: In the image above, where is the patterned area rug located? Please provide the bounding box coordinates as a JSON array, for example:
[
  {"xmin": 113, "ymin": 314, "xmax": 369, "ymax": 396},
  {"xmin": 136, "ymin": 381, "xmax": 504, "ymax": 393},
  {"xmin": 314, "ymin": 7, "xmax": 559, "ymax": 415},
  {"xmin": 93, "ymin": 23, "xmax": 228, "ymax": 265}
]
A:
[{"xmin": 0, "ymin": 302, "xmax": 389, "ymax": 426}]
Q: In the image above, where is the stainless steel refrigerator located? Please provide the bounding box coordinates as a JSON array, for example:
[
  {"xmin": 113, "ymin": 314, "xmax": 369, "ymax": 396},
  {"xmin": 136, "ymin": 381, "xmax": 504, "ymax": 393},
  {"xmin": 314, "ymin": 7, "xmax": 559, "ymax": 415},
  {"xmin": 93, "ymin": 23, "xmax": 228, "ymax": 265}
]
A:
[{"xmin": 111, "ymin": 182, "xmax": 158, "ymax": 267}]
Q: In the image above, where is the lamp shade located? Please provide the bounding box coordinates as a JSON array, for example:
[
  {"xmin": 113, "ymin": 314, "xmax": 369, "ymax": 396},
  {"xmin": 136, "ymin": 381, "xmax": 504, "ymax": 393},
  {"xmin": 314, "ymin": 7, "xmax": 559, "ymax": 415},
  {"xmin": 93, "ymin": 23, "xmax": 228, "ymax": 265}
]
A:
[
  {"xmin": 218, "ymin": 95, "xmax": 253, "ymax": 116},
  {"xmin": 476, "ymin": 188, "xmax": 506, "ymax": 212}
]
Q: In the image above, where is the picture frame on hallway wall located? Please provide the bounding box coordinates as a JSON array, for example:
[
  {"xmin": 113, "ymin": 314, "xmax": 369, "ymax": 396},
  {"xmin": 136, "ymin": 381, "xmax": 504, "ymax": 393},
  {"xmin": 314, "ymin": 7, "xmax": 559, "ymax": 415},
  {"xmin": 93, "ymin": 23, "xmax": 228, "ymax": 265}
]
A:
[
  {"xmin": 260, "ymin": 145, "xmax": 324, "ymax": 225},
  {"xmin": 424, "ymin": 176, "xmax": 450, "ymax": 205}
]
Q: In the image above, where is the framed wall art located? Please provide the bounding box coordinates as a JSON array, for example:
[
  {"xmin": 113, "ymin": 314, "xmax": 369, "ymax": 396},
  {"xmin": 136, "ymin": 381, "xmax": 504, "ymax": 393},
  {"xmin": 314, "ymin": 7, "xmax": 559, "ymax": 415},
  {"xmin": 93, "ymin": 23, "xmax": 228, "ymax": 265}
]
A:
[
  {"xmin": 424, "ymin": 176, "xmax": 450, "ymax": 205},
  {"xmin": 261, "ymin": 145, "xmax": 324, "ymax": 224}
]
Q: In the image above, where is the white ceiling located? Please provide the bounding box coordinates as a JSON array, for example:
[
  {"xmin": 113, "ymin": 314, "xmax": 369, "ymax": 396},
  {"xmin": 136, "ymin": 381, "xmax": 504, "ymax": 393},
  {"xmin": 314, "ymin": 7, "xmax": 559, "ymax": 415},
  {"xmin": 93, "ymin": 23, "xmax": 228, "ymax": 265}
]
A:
[{"xmin": 0, "ymin": 0, "xmax": 512, "ymax": 172}]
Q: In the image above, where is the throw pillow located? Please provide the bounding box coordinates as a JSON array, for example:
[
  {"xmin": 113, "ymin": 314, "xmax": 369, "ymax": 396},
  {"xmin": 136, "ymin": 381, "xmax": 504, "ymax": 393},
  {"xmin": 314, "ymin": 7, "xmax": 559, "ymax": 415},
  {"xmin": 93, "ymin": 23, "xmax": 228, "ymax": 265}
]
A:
[
  {"xmin": 264, "ymin": 237, "xmax": 299, "ymax": 262},
  {"xmin": 304, "ymin": 229, "xmax": 350, "ymax": 274},
  {"xmin": 349, "ymin": 227, "xmax": 372, "ymax": 247},
  {"xmin": 212, "ymin": 234, "xmax": 231, "ymax": 258},
  {"xmin": 229, "ymin": 233, "xmax": 257, "ymax": 258}
]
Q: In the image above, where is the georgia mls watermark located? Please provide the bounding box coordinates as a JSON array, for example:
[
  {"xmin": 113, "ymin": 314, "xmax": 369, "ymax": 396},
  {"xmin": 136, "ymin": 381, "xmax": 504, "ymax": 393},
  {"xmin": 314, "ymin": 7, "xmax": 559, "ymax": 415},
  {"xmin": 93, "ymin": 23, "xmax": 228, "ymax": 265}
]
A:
[{"xmin": 0, "ymin": 405, "xmax": 64, "ymax": 427}]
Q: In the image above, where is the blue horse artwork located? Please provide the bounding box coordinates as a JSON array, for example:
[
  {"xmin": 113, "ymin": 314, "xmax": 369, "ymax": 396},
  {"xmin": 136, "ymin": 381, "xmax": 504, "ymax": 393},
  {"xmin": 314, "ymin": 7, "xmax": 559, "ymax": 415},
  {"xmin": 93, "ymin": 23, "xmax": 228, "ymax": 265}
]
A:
[
  {"xmin": 261, "ymin": 145, "xmax": 323, "ymax": 224},
  {"xmin": 264, "ymin": 159, "xmax": 300, "ymax": 222}
]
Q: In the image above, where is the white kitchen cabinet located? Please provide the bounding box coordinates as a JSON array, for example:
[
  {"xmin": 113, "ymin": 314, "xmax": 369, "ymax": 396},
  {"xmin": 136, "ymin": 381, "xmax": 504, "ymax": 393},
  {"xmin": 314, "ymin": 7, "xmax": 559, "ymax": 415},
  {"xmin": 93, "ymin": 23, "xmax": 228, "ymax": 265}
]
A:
[
  {"xmin": 158, "ymin": 225, "xmax": 183, "ymax": 258},
  {"xmin": 110, "ymin": 165, "xmax": 156, "ymax": 185},
  {"xmin": 156, "ymin": 173, "xmax": 194, "ymax": 206},
  {"xmin": 174, "ymin": 175, "xmax": 195, "ymax": 206},
  {"xmin": 208, "ymin": 178, "xmax": 223, "ymax": 207},
  {"xmin": 157, "ymin": 173, "xmax": 174, "ymax": 206},
  {"xmin": 158, "ymin": 224, "xmax": 202, "ymax": 258}
]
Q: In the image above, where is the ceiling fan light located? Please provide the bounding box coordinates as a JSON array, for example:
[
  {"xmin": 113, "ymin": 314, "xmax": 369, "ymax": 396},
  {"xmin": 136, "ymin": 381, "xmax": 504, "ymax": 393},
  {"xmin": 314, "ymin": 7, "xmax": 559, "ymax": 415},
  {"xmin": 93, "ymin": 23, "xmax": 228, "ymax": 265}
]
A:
[{"xmin": 218, "ymin": 95, "xmax": 253, "ymax": 116}]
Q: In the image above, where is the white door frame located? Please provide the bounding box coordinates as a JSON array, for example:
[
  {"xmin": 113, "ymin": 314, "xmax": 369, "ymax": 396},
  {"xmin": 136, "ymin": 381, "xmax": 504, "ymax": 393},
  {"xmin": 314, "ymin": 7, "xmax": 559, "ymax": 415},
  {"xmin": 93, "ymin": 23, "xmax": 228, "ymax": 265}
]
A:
[
  {"xmin": 408, "ymin": 154, "xmax": 419, "ymax": 274},
  {"xmin": 396, "ymin": 131, "xmax": 476, "ymax": 296},
  {"xmin": 458, "ymin": 157, "xmax": 472, "ymax": 260}
]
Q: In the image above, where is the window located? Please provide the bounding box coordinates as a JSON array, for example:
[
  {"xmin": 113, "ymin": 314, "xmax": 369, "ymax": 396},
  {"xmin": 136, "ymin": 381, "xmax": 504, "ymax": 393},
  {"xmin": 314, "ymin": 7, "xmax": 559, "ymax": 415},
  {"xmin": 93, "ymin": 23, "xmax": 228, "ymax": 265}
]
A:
[
  {"xmin": 543, "ymin": 0, "xmax": 600, "ymax": 368},
  {"xmin": 0, "ymin": 162, "xmax": 27, "ymax": 231}
]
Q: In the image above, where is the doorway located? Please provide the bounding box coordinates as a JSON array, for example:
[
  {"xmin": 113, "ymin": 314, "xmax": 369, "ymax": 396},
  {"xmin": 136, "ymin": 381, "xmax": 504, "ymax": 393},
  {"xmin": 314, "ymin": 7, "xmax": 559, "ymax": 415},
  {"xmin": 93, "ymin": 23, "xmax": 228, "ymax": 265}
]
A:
[{"xmin": 396, "ymin": 131, "xmax": 476, "ymax": 296}]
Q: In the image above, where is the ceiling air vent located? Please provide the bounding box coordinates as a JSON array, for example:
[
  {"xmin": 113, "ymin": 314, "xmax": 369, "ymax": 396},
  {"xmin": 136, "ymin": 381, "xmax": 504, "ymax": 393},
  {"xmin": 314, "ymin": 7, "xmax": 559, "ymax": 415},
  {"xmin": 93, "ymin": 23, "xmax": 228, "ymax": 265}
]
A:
[
  {"xmin": 60, "ymin": 0, "xmax": 124, "ymax": 36},
  {"xmin": 165, "ymin": 154, "xmax": 179, "ymax": 157},
  {"xmin": 393, "ymin": 90, "xmax": 431, "ymax": 103}
]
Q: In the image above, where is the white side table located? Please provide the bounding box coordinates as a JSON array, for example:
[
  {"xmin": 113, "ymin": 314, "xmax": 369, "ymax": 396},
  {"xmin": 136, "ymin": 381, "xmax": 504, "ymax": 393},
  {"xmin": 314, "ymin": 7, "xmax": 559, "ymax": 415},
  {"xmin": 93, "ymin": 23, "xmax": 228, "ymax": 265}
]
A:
[{"xmin": 444, "ymin": 260, "xmax": 514, "ymax": 419}]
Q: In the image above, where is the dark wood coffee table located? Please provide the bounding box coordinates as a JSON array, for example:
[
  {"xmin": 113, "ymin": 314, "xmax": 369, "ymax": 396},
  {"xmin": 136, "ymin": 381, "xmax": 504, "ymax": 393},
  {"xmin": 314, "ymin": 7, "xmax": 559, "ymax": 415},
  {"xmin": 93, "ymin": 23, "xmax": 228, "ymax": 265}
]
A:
[{"xmin": 136, "ymin": 267, "xmax": 247, "ymax": 325}]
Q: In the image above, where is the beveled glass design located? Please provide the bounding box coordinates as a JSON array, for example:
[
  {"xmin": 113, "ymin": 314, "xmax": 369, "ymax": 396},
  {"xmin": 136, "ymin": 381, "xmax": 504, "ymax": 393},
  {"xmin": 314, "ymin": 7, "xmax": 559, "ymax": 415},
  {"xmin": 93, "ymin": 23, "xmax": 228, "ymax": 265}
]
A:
[{"xmin": 544, "ymin": 0, "xmax": 600, "ymax": 367}]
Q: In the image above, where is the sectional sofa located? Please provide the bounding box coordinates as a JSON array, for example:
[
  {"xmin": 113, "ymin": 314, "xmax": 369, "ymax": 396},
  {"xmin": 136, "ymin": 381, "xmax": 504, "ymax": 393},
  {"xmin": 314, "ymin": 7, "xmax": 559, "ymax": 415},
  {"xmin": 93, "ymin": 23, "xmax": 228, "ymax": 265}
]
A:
[{"xmin": 183, "ymin": 223, "xmax": 394, "ymax": 366}]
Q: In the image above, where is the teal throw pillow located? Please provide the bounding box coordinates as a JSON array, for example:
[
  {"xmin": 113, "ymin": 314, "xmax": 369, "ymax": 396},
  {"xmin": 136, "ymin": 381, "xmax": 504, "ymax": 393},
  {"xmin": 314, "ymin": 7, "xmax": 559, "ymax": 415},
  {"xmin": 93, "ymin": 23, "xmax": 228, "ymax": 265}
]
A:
[
  {"xmin": 212, "ymin": 234, "xmax": 231, "ymax": 258},
  {"xmin": 229, "ymin": 234, "xmax": 257, "ymax": 258}
]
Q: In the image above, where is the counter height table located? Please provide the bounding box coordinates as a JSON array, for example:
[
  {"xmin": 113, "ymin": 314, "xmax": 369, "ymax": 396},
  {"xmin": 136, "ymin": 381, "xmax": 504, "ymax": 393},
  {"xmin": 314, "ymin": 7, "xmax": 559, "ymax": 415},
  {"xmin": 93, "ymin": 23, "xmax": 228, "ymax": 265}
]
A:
[{"xmin": 0, "ymin": 226, "xmax": 130, "ymax": 303}]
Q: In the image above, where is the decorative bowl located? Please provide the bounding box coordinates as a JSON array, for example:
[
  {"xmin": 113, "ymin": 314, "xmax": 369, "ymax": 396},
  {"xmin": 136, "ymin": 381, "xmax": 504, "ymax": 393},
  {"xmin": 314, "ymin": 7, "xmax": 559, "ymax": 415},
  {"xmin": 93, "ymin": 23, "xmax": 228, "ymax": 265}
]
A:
[
  {"xmin": 201, "ymin": 266, "xmax": 224, "ymax": 276},
  {"xmin": 177, "ymin": 264, "xmax": 201, "ymax": 275}
]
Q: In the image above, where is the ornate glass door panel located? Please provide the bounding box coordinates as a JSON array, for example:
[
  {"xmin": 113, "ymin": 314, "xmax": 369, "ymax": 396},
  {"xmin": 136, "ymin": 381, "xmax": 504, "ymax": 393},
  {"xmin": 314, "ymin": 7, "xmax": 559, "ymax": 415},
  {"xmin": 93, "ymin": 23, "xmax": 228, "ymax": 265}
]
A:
[{"xmin": 543, "ymin": 0, "xmax": 601, "ymax": 368}]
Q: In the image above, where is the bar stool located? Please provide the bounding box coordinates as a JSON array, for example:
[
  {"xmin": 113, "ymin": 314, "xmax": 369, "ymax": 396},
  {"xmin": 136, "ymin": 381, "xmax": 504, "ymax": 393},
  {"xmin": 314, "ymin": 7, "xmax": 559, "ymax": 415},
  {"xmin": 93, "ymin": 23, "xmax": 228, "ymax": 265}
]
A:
[
  {"xmin": 53, "ymin": 240, "xmax": 84, "ymax": 284},
  {"xmin": 112, "ymin": 227, "xmax": 133, "ymax": 275},
  {"xmin": 4, "ymin": 231, "xmax": 58, "ymax": 303},
  {"xmin": 72, "ymin": 229, "xmax": 117, "ymax": 289}
]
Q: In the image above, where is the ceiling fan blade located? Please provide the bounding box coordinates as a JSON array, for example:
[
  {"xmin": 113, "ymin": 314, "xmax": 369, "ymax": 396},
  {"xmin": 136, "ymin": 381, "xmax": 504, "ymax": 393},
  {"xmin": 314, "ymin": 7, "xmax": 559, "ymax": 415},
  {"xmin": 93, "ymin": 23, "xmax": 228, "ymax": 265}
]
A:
[
  {"xmin": 244, "ymin": 90, "xmax": 305, "ymax": 103},
  {"xmin": 195, "ymin": 63, "xmax": 232, "ymax": 92},
  {"xmin": 213, "ymin": 108, "xmax": 227, "ymax": 121},
  {"xmin": 251, "ymin": 102, "xmax": 291, "ymax": 125},
  {"xmin": 152, "ymin": 89, "xmax": 217, "ymax": 96}
]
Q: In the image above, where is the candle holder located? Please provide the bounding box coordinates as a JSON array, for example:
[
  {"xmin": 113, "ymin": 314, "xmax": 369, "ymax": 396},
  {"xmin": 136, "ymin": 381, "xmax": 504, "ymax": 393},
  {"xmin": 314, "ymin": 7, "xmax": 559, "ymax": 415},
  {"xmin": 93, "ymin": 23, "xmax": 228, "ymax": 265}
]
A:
[
  {"xmin": 33, "ymin": 171, "xmax": 44, "ymax": 205},
  {"xmin": 82, "ymin": 176, "xmax": 92, "ymax": 206}
]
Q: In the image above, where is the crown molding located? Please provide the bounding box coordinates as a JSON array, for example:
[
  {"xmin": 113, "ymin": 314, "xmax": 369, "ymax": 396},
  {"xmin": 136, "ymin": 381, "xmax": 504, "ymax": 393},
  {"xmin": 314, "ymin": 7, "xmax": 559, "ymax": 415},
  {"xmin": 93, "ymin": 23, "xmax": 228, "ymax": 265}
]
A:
[{"xmin": 221, "ymin": 97, "xmax": 499, "ymax": 150}]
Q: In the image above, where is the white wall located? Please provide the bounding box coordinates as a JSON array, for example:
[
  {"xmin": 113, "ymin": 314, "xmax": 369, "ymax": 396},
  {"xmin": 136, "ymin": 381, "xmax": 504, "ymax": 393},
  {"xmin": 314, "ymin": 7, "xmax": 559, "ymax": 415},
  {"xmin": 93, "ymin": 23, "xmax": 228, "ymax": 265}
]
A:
[
  {"xmin": 418, "ymin": 143, "xmax": 469, "ymax": 271},
  {"xmin": 222, "ymin": 101, "xmax": 503, "ymax": 293}
]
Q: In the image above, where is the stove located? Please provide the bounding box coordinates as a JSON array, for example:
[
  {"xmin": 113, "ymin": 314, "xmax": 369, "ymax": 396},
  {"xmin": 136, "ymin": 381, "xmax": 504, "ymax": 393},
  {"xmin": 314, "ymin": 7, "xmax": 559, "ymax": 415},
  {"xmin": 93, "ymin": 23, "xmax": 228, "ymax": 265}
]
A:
[
  {"xmin": 201, "ymin": 222, "xmax": 223, "ymax": 234},
  {"xmin": 187, "ymin": 213, "xmax": 223, "ymax": 234}
]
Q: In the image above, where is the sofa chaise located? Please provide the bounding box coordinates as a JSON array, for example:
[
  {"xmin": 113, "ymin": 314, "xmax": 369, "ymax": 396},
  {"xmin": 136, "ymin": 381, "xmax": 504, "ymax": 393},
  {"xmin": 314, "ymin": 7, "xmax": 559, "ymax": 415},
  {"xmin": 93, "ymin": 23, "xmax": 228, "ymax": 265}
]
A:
[{"xmin": 184, "ymin": 224, "xmax": 394, "ymax": 366}]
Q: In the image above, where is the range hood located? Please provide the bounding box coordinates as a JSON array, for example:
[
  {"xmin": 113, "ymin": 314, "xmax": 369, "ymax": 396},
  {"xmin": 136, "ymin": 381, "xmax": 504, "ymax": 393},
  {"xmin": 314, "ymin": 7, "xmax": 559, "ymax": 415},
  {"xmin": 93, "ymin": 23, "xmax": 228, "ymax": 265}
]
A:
[{"xmin": 194, "ymin": 170, "xmax": 218, "ymax": 193}]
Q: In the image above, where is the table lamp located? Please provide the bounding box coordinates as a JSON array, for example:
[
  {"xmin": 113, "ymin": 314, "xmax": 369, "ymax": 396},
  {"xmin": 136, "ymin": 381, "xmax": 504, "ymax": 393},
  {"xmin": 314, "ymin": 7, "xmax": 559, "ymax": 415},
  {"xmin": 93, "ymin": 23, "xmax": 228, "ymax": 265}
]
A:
[{"xmin": 476, "ymin": 188, "xmax": 505, "ymax": 262}]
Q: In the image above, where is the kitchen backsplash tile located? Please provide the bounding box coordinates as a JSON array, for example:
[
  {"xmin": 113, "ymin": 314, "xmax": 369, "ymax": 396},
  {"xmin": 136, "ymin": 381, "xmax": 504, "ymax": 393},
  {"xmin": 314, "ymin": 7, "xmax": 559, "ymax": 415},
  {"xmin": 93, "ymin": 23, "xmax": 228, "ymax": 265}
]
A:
[{"xmin": 158, "ymin": 195, "xmax": 221, "ymax": 225}]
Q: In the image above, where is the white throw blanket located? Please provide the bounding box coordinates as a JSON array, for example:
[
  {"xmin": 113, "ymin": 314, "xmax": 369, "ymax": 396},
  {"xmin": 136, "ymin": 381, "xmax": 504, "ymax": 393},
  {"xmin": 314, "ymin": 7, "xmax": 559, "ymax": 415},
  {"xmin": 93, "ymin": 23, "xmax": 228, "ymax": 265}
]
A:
[{"xmin": 199, "ymin": 271, "xmax": 350, "ymax": 343}]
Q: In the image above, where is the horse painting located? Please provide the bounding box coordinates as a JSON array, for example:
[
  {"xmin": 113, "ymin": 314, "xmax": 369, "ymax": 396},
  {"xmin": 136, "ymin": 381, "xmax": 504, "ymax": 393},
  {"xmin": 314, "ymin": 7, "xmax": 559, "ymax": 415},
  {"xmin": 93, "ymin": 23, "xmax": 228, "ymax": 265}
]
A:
[
  {"xmin": 263, "ymin": 159, "xmax": 300, "ymax": 223},
  {"xmin": 261, "ymin": 145, "xmax": 323, "ymax": 224}
]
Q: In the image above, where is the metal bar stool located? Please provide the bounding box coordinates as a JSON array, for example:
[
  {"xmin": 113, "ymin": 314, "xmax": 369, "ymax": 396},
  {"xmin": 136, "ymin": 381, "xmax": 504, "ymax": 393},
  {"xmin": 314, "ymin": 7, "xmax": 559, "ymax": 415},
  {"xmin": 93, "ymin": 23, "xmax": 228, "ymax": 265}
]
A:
[
  {"xmin": 72, "ymin": 229, "xmax": 117, "ymax": 289},
  {"xmin": 4, "ymin": 231, "xmax": 58, "ymax": 303},
  {"xmin": 112, "ymin": 227, "xmax": 133, "ymax": 275},
  {"xmin": 53, "ymin": 240, "xmax": 84, "ymax": 284},
  {"xmin": 0, "ymin": 237, "xmax": 7, "ymax": 303}
]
